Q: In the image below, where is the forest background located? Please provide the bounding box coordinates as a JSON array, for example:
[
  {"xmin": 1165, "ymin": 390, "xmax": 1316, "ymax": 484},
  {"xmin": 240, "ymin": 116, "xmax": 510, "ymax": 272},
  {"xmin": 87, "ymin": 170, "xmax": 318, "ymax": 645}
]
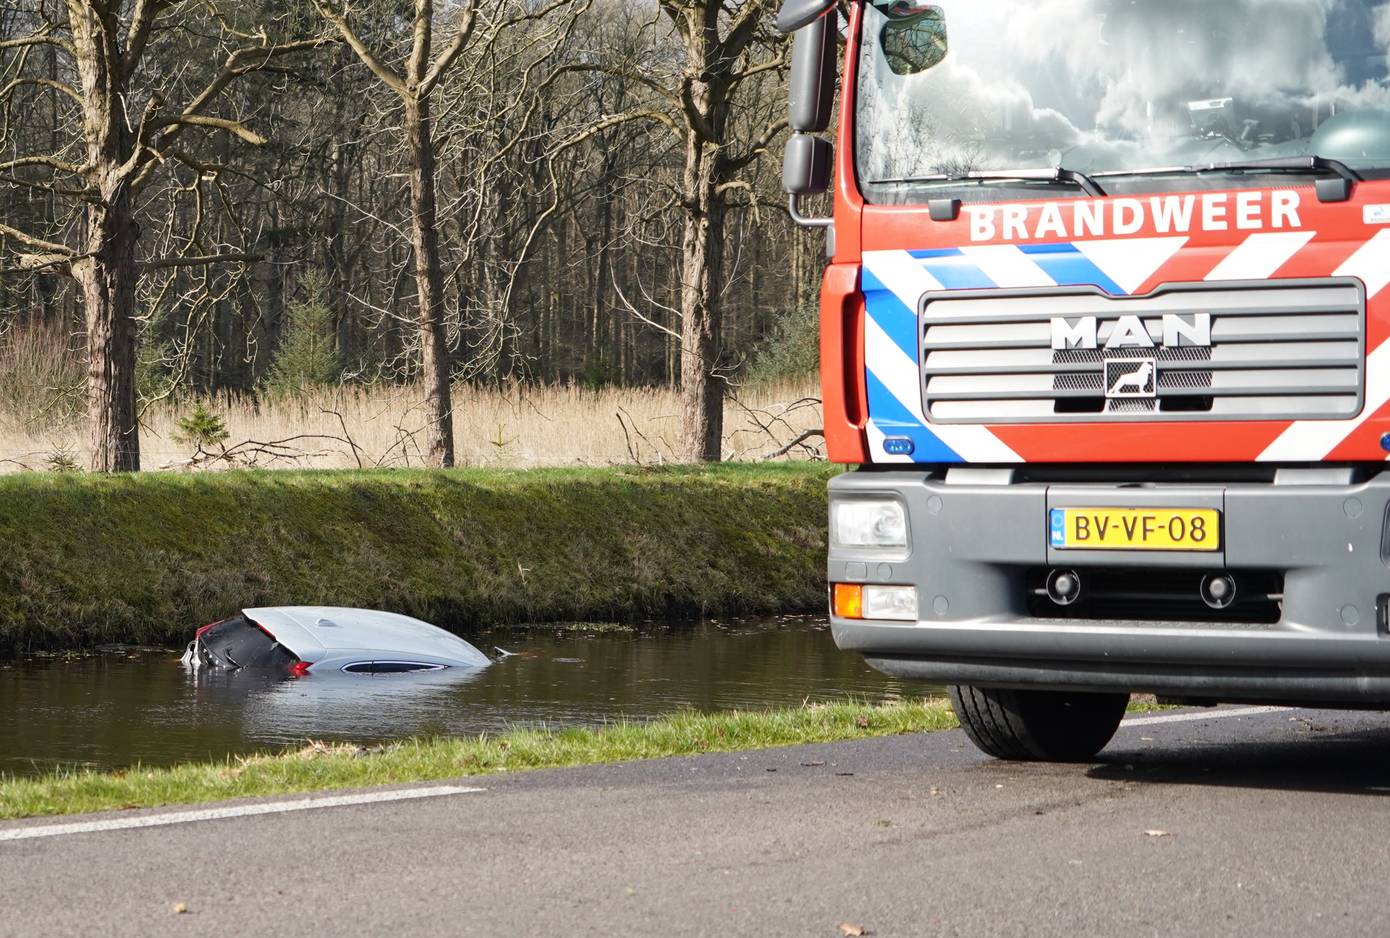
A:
[{"xmin": 0, "ymin": 0, "xmax": 829, "ymax": 472}]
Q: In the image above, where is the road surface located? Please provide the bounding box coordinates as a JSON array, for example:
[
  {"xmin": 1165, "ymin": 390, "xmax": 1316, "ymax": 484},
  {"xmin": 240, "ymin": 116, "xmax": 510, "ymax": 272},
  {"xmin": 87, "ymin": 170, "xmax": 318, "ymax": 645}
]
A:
[{"xmin": 2, "ymin": 705, "xmax": 1388, "ymax": 937}]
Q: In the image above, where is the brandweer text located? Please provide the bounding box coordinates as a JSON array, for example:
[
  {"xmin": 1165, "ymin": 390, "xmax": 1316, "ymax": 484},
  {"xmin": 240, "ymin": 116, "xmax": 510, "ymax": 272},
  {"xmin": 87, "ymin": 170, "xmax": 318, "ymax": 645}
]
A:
[{"xmin": 967, "ymin": 191, "xmax": 1303, "ymax": 242}]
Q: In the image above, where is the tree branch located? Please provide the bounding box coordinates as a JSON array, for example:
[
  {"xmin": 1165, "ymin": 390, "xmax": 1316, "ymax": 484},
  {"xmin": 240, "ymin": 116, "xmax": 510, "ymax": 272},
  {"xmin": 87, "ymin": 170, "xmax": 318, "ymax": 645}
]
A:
[
  {"xmin": 419, "ymin": 0, "xmax": 477, "ymax": 97},
  {"xmin": 719, "ymin": 116, "xmax": 787, "ymax": 171},
  {"xmin": 0, "ymin": 25, "xmax": 72, "ymax": 55},
  {"xmin": 407, "ymin": 0, "xmax": 434, "ymax": 85},
  {"xmin": 0, "ymin": 221, "xmax": 73, "ymax": 256},
  {"xmin": 0, "ymin": 76, "xmax": 83, "ymax": 106},
  {"xmin": 312, "ymin": 0, "xmax": 408, "ymax": 97},
  {"xmin": 122, "ymin": 0, "xmax": 173, "ymax": 80},
  {"xmin": 150, "ymin": 114, "xmax": 267, "ymax": 145},
  {"xmin": 679, "ymin": 76, "xmax": 720, "ymax": 143},
  {"xmin": 723, "ymin": 0, "xmax": 775, "ymax": 61},
  {"xmin": 0, "ymin": 154, "xmax": 83, "ymax": 175},
  {"xmin": 555, "ymin": 107, "xmax": 682, "ymax": 152},
  {"xmin": 140, "ymin": 251, "xmax": 265, "ymax": 270},
  {"xmin": 131, "ymin": 35, "xmax": 337, "ymax": 185},
  {"xmin": 0, "ymin": 253, "xmax": 74, "ymax": 276},
  {"xmin": 729, "ymin": 51, "xmax": 788, "ymax": 87},
  {"xmin": 551, "ymin": 62, "xmax": 680, "ymax": 108}
]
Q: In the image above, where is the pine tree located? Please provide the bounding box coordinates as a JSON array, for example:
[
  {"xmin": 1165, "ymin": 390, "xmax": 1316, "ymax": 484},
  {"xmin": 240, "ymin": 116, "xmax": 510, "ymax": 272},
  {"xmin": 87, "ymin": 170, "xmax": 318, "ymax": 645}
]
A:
[{"xmin": 263, "ymin": 270, "xmax": 341, "ymax": 397}]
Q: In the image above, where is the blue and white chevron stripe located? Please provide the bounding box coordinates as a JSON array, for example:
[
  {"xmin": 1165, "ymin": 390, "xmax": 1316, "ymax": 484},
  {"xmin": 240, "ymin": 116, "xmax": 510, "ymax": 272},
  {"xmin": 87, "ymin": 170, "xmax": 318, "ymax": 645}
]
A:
[{"xmin": 860, "ymin": 237, "xmax": 1190, "ymax": 463}]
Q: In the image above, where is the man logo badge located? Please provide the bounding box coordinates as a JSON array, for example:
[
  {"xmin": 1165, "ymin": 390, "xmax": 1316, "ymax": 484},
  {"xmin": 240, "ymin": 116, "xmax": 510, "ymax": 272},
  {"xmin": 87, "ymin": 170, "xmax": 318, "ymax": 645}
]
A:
[
  {"xmin": 1051, "ymin": 313, "xmax": 1211, "ymax": 351},
  {"xmin": 1106, "ymin": 358, "xmax": 1157, "ymax": 398}
]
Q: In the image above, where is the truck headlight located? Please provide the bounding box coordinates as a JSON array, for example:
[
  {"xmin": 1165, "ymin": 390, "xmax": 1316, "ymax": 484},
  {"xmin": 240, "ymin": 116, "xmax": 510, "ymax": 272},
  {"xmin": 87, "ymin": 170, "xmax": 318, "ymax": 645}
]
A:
[{"xmin": 832, "ymin": 498, "xmax": 908, "ymax": 549}]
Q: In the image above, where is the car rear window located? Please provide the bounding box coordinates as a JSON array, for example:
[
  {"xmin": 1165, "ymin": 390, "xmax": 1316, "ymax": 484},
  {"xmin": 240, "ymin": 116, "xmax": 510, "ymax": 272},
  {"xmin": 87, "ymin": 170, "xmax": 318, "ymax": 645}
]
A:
[{"xmin": 197, "ymin": 614, "xmax": 299, "ymax": 670}]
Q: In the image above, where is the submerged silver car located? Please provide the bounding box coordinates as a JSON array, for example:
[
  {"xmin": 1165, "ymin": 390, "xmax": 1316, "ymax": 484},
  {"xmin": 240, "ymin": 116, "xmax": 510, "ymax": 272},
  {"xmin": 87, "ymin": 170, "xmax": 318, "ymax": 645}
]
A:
[{"xmin": 181, "ymin": 606, "xmax": 491, "ymax": 675}]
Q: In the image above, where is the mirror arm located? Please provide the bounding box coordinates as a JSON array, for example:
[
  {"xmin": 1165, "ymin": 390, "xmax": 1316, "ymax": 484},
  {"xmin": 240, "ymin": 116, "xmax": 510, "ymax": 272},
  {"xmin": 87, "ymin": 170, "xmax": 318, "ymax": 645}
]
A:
[{"xmin": 788, "ymin": 193, "xmax": 833, "ymax": 229}]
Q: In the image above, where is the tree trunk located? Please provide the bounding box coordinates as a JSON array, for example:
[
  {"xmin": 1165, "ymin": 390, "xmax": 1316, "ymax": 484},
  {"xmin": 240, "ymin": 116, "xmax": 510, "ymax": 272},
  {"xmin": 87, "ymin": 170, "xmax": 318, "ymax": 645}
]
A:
[
  {"xmin": 75, "ymin": 193, "xmax": 140, "ymax": 472},
  {"xmin": 677, "ymin": 138, "xmax": 726, "ymax": 463},
  {"xmin": 404, "ymin": 96, "xmax": 456, "ymax": 468},
  {"xmin": 69, "ymin": 1, "xmax": 142, "ymax": 472}
]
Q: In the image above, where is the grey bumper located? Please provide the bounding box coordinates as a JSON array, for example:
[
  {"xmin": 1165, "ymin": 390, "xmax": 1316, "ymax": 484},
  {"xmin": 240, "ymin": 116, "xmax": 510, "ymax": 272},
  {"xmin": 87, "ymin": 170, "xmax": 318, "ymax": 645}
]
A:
[{"xmin": 828, "ymin": 469, "xmax": 1390, "ymax": 704}]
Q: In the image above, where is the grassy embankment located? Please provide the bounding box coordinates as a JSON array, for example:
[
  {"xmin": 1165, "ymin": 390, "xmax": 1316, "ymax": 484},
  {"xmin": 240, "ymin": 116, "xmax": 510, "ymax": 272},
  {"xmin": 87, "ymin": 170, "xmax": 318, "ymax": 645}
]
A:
[
  {"xmin": 0, "ymin": 699, "xmax": 958, "ymax": 820},
  {"xmin": 0, "ymin": 462, "xmax": 837, "ymax": 654}
]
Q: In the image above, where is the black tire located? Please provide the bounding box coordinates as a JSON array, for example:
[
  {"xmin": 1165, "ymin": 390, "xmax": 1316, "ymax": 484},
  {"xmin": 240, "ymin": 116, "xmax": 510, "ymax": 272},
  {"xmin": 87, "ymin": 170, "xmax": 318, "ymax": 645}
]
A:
[{"xmin": 948, "ymin": 685, "xmax": 1128, "ymax": 762}]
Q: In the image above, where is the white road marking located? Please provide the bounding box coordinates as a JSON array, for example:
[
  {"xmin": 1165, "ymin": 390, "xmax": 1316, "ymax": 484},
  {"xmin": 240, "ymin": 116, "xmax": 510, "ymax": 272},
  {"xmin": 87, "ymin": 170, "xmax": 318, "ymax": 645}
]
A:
[
  {"xmin": 0, "ymin": 784, "xmax": 484, "ymax": 843},
  {"xmin": 1119, "ymin": 705, "xmax": 1287, "ymax": 729}
]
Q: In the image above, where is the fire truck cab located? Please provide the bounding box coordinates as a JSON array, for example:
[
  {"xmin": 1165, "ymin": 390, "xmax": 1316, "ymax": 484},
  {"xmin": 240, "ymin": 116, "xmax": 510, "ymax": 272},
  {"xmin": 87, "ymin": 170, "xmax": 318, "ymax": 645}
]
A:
[{"xmin": 781, "ymin": 0, "xmax": 1390, "ymax": 760}]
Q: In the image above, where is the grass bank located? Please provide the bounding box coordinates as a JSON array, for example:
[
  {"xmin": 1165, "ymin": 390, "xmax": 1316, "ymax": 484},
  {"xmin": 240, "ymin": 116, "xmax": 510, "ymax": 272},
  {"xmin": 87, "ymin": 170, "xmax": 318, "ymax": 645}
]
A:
[
  {"xmin": 0, "ymin": 699, "xmax": 957, "ymax": 820},
  {"xmin": 0, "ymin": 463, "xmax": 837, "ymax": 654}
]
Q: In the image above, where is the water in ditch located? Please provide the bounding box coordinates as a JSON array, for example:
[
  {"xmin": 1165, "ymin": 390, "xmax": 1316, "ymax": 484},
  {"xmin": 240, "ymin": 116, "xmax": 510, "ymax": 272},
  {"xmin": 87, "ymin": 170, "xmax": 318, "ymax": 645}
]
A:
[{"xmin": 0, "ymin": 617, "xmax": 926, "ymax": 777}]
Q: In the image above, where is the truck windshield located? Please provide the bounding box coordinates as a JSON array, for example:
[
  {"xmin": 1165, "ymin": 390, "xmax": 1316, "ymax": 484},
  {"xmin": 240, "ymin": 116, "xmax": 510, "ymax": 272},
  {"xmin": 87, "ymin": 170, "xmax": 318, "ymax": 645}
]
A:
[{"xmin": 856, "ymin": 0, "xmax": 1390, "ymax": 204}]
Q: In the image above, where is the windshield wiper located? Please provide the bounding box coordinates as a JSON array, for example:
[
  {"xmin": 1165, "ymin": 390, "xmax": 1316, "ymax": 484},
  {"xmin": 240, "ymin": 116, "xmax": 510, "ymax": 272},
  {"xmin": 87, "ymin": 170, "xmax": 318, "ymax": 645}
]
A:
[
  {"xmin": 1095, "ymin": 154, "xmax": 1360, "ymax": 182},
  {"xmin": 1185, "ymin": 155, "xmax": 1360, "ymax": 182},
  {"xmin": 877, "ymin": 166, "xmax": 1107, "ymax": 198},
  {"xmin": 1092, "ymin": 155, "xmax": 1360, "ymax": 203}
]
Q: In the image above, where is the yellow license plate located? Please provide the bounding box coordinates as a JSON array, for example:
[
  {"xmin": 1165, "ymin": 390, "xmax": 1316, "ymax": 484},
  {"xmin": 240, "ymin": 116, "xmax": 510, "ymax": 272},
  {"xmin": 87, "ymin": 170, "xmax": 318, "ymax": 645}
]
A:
[{"xmin": 1049, "ymin": 508, "xmax": 1220, "ymax": 551}]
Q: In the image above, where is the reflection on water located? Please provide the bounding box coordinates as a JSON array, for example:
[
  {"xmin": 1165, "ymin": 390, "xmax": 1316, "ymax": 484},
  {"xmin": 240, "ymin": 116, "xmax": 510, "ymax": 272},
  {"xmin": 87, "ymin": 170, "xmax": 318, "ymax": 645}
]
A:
[{"xmin": 0, "ymin": 618, "xmax": 924, "ymax": 777}]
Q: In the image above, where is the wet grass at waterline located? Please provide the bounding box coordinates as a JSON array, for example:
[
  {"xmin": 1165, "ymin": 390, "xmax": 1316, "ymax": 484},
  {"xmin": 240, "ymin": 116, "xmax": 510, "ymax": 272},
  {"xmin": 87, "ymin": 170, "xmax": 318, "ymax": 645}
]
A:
[
  {"xmin": 0, "ymin": 462, "xmax": 836, "ymax": 654},
  {"xmin": 0, "ymin": 699, "xmax": 957, "ymax": 820}
]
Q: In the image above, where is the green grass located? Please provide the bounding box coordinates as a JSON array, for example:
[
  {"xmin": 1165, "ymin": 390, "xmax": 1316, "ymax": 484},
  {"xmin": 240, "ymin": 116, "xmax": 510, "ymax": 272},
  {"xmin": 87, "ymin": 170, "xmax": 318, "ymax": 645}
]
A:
[
  {"xmin": 0, "ymin": 463, "xmax": 838, "ymax": 654},
  {"xmin": 0, "ymin": 699, "xmax": 956, "ymax": 820},
  {"xmin": 1125, "ymin": 695, "xmax": 1179, "ymax": 714}
]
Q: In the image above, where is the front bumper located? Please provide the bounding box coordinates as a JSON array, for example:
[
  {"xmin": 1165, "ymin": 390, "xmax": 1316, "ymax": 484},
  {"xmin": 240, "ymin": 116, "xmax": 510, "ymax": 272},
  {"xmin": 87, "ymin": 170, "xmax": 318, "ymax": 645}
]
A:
[{"xmin": 829, "ymin": 468, "xmax": 1390, "ymax": 704}]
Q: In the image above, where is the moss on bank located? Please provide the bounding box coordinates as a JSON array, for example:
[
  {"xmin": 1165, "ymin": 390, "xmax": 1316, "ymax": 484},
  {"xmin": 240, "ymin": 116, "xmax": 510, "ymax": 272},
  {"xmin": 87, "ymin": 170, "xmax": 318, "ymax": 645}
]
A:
[
  {"xmin": 0, "ymin": 463, "xmax": 837, "ymax": 654},
  {"xmin": 0, "ymin": 699, "xmax": 957, "ymax": 820}
]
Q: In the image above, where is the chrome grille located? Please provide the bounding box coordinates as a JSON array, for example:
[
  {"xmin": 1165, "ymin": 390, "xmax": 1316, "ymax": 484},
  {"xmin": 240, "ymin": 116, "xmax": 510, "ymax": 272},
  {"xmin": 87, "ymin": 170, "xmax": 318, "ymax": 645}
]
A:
[{"xmin": 921, "ymin": 280, "xmax": 1365, "ymax": 423}]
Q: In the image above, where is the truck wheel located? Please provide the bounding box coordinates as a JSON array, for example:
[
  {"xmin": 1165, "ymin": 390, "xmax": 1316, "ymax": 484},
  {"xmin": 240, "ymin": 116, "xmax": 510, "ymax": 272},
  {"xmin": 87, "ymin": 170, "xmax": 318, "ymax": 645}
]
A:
[{"xmin": 948, "ymin": 685, "xmax": 1128, "ymax": 762}]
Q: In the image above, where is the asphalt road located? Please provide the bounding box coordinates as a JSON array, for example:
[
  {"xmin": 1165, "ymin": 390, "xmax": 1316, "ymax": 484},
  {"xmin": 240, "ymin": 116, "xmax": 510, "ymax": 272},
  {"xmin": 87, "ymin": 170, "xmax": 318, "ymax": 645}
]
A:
[{"xmin": 3, "ymin": 705, "xmax": 1389, "ymax": 937}]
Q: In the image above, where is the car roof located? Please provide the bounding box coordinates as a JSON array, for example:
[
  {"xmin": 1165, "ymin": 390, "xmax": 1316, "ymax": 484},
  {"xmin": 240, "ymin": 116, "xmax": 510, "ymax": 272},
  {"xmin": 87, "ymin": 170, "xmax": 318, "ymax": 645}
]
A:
[{"xmin": 242, "ymin": 607, "xmax": 490, "ymax": 668}]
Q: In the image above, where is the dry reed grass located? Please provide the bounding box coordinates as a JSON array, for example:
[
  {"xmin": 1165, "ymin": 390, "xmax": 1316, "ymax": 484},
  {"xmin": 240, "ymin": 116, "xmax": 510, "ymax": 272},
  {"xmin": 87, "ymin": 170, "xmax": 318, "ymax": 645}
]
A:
[{"xmin": 0, "ymin": 377, "xmax": 823, "ymax": 471}]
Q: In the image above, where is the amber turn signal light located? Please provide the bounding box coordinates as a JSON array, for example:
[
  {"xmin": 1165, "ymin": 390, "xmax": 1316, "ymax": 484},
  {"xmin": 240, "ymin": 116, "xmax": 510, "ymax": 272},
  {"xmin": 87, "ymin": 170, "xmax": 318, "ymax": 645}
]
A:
[{"xmin": 832, "ymin": 583, "xmax": 864, "ymax": 619}]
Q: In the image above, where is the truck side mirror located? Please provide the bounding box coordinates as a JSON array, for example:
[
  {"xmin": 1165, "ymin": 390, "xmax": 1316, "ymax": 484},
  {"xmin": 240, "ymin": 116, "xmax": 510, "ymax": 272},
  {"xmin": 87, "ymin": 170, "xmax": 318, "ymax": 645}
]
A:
[
  {"xmin": 790, "ymin": 11, "xmax": 837, "ymax": 133},
  {"xmin": 783, "ymin": 10, "xmax": 837, "ymax": 228},
  {"xmin": 784, "ymin": 133, "xmax": 833, "ymax": 196},
  {"xmin": 776, "ymin": 0, "xmax": 836, "ymax": 34}
]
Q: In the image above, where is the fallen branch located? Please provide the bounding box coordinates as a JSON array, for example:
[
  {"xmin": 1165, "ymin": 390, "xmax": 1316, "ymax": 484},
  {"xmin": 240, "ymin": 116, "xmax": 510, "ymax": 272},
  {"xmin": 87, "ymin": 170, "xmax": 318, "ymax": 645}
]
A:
[
  {"xmin": 615, "ymin": 410, "xmax": 641, "ymax": 464},
  {"xmin": 321, "ymin": 409, "xmax": 365, "ymax": 469},
  {"xmin": 765, "ymin": 429, "xmax": 825, "ymax": 460},
  {"xmin": 616, "ymin": 406, "xmax": 665, "ymax": 465},
  {"xmin": 186, "ymin": 433, "xmax": 365, "ymax": 469}
]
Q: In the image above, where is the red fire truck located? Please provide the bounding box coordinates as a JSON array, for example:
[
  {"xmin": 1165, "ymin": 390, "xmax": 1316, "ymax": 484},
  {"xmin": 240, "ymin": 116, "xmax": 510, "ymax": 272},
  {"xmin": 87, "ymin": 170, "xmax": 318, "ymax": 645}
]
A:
[{"xmin": 781, "ymin": 0, "xmax": 1390, "ymax": 759}]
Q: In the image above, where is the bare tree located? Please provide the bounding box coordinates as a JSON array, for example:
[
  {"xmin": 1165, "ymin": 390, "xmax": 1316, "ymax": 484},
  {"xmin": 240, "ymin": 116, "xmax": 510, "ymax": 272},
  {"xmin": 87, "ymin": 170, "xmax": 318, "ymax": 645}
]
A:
[
  {"xmin": 310, "ymin": 0, "xmax": 472, "ymax": 467},
  {"xmin": 559, "ymin": 0, "xmax": 787, "ymax": 460},
  {"xmin": 664, "ymin": 0, "xmax": 787, "ymax": 461},
  {"xmin": 0, "ymin": 1, "xmax": 328, "ymax": 470}
]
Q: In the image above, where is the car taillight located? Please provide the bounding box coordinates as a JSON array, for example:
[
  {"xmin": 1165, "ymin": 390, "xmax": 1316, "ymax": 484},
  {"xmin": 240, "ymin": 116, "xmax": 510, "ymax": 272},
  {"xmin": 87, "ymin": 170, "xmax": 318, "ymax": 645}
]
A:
[{"xmin": 288, "ymin": 661, "xmax": 312, "ymax": 677}]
